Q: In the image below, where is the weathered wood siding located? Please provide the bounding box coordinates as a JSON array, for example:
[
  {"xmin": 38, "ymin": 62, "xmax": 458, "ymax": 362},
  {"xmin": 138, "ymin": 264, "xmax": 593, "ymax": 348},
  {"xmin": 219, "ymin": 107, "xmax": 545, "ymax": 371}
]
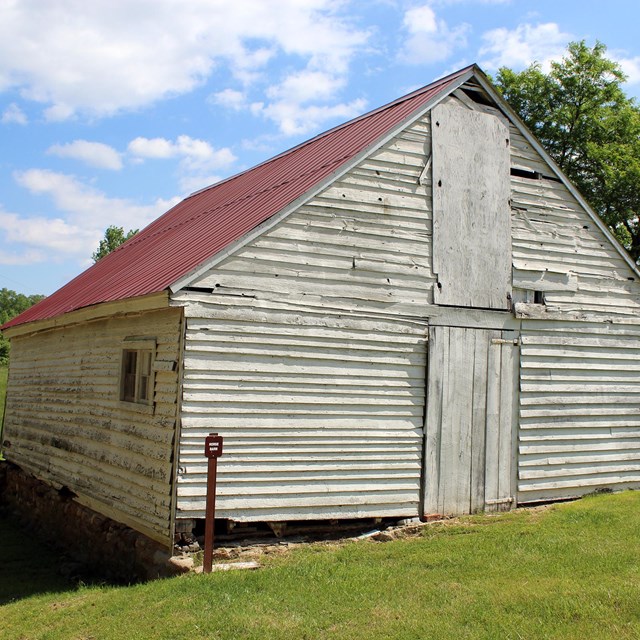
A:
[
  {"xmin": 3, "ymin": 308, "xmax": 182, "ymax": 544},
  {"xmin": 174, "ymin": 115, "xmax": 435, "ymax": 521},
  {"xmin": 174, "ymin": 86, "xmax": 640, "ymax": 521},
  {"xmin": 190, "ymin": 115, "xmax": 436, "ymax": 317},
  {"xmin": 502, "ymin": 101, "xmax": 640, "ymax": 503},
  {"xmin": 424, "ymin": 326, "xmax": 518, "ymax": 515},
  {"xmin": 509, "ymin": 124, "xmax": 640, "ymax": 316},
  {"xmin": 518, "ymin": 319, "xmax": 640, "ymax": 502},
  {"xmin": 432, "ymin": 98, "xmax": 512, "ymax": 309},
  {"xmin": 174, "ymin": 298, "xmax": 427, "ymax": 520}
]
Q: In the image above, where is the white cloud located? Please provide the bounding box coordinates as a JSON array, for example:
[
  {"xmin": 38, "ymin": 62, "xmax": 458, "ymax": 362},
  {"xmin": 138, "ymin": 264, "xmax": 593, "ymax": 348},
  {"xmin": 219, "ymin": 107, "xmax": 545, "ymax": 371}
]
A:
[
  {"xmin": 43, "ymin": 103, "xmax": 75, "ymax": 123},
  {"xmin": 252, "ymin": 96, "xmax": 367, "ymax": 137},
  {"xmin": 211, "ymin": 89, "xmax": 247, "ymax": 110},
  {"xmin": 1, "ymin": 103, "xmax": 27, "ymax": 124},
  {"xmin": 230, "ymin": 47, "xmax": 277, "ymax": 86},
  {"xmin": 47, "ymin": 140, "xmax": 123, "ymax": 170},
  {"xmin": 398, "ymin": 4, "xmax": 470, "ymax": 65},
  {"xmin": 179, "ymin": 174, "xmax": 224, "ymax": 194},
  {"xmin": 479, "ymin": 23, "xmax": 573, "ymax": 71},
  {"xmin": 128, "ymin": 135, "xmax": 236, "ymax": 172},
  {"xmin": 250, "ymin": 67, "xmax": 365, "ymax": 136},
  {"xmin": 0, "ymin": 209, "xmax": 96, "ymax": 257},
  {"xmin": 0, "ymin": 1, "xmax": 370, "ymax": 120},
  {"xmin": 267, "ymin": 70, "xmax": 345, "ymax": 104},
  {"xmin": 128, "ymin": 137, "xmax": 177, "ymax": 160},
  {"xmin": 4, "ymin": 169, "xmax": 178, "ymax": 263},
  {"xmin": 615, "ymin": 56, "xmax": 640, "ymax": 85}
]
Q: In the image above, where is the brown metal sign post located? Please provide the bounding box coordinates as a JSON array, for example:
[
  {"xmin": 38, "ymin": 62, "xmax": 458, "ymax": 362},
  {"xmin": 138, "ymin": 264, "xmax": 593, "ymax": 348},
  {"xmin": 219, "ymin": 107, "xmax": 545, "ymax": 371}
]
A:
[{"xmin": 203, "ymin": 433, "xmax": 223, "ymax": 574}]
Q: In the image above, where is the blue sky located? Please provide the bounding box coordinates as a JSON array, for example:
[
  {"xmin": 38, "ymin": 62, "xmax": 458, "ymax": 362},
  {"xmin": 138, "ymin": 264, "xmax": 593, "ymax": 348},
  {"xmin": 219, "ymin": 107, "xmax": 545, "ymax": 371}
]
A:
[{"xmin": 2, "ymin": 0, "xmax": 640, "ymax": 296}]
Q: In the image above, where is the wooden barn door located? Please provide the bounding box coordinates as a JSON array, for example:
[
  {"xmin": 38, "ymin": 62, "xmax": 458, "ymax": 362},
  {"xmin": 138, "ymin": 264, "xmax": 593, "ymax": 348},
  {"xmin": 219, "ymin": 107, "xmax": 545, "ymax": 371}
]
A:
[{"xmin": 422, "ymin": 326, "xmax": 519, "ymax": 516}]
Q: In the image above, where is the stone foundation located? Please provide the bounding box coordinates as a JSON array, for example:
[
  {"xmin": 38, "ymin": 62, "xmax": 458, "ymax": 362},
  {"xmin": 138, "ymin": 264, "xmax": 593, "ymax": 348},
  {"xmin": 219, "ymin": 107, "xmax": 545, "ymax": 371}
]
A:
[{"xmin": 0, "ymin": 461, "xmax": 178, "ymax": 582}]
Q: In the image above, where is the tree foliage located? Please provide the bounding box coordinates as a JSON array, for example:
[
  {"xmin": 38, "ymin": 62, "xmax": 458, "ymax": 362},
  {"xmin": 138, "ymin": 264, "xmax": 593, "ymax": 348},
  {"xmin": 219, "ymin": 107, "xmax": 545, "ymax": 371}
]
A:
[
  {"xmin": 494, "ymin": 41, "xmax": 640, "ymax": 263},
  {"xmin": 0, "ymin": 288, "xmax": 46, "ymax": 364},
  {"xmin": 92, "ymin": 225, "xmax": 138, "ymax": 262}
]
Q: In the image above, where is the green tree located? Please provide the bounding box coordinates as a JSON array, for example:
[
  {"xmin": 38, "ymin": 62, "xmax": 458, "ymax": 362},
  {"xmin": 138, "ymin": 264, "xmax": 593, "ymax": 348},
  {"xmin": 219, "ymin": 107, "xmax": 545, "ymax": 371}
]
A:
[
  {"xmin": 92, "ymin": 225, "xmax": 138, "ymax": 262},
  {"xmin": 494, "ymin": 41, "xmax": 640, "ymax": 262},
  {"xmin": 0, "ymin": 288, "xmax": 46, "ymax": 364}
]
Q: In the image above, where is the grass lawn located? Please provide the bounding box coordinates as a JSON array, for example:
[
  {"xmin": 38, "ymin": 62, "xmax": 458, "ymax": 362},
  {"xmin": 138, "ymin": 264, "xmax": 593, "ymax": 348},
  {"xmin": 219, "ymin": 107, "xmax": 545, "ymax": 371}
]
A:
[{"xmin": 2, "ymin": 491, "xmax": 640, "ymax": 639}]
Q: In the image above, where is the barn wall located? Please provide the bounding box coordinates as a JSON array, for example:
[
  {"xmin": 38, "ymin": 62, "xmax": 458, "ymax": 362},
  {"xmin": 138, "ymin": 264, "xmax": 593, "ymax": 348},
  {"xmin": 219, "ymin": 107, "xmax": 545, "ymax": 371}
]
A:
[
  {"xmin": 509, "ymin": 125, "xmax": 640, "ymax": 316},
  {"xmin": 502, "ymin": 105, "xmax": 640, "ymax": 503},
  {"xmin": 518, "ymin": 319, "xmax": 640, "ymax": 502},
  {"xmin": 174, "ymin": 114, "xmax": 435, "ymax": 521},
  {"xmin": 3, "ymin": 307, "xmax": 183, "ymax": 544},
  {"xmin": 173, "ymin": 298, "xmax": 427, "ymax": 521},
  {"xmin": 175, "ymin": 88, "xmax": 640, "ymax": 521},
  {"xmin": 191, "ymin": 114, "xmax": 436, "ymax": 317}
]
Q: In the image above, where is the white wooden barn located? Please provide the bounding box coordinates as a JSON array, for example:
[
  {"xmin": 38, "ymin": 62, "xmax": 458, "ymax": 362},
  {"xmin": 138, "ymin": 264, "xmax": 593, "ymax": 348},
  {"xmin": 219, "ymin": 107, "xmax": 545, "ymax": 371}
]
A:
[{"xmin": 3, "ymin": 65, "xmax": 640, "ymax": 550}]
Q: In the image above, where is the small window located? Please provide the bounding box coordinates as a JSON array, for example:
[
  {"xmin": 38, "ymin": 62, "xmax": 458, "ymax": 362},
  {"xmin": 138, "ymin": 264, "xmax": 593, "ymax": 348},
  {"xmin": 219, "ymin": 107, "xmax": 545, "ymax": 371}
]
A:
[{"xmin": 120, "ymin": 339, "xmax": 155, "ymax": 405}]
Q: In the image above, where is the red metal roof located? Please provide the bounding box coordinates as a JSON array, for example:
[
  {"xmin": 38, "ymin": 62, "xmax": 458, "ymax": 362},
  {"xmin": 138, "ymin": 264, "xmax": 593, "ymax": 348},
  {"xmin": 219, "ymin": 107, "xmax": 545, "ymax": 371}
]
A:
[{"xmin": 4, "ymin": 66, "xmax": 473, "ymax": 330}]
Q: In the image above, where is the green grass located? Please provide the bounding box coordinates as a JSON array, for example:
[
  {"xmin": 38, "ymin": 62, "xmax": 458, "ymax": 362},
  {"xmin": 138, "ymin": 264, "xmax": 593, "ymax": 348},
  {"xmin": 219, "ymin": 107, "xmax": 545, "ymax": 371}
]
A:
[{"xmin": 2, "ymin": 491, "xmax": 640, "ymax": 639}]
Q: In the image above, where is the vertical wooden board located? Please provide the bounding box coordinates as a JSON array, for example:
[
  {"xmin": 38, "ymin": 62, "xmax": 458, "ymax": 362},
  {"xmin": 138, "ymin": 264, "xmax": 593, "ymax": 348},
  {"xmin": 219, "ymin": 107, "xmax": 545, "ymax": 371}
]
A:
[
  {"xmin": 432, "ymin": 98, "xmax": 512, "ymax": 310},
  {"xmin": 509, "ymin": 331, "xmax": 521, "ymax": 507},
  {"xmin": 437, "ymin": 328, "xmax": 454, "ymax": 513},
  {"xmin": 484, "ymin": 335, "xmax": 502, "ymax": 509},
  {"xmin": 454, "ymin": 328, "xmax": 476, "ymax": 513},
  {"xmin": 497, "ymin": 331, "xmax": 518, "ymax": 507},
  {"xmin": 436, "ymin": 327, "xmax": 476, "ymax": 514},
  {"xmin": 424, "ymin": 325, "xmax": 519, "ymax": 516},
  {"xmin": 438, "ymin": 327, "xmax": 458, "ymax": 513},
  {"xmin": 470, "ymin": 330, "xmax": 489, "ymax": 512},
  {"xmin": 423, "ymin": 326, "xmax": 444, "ymax": 515}
]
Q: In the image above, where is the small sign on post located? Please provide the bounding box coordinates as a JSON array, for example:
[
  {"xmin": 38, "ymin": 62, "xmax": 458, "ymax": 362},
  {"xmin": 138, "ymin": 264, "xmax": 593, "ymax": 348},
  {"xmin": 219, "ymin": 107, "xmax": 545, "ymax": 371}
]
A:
[{"xmin": 203, "ymin": 433, "xmax": 223, "ymax": 574}]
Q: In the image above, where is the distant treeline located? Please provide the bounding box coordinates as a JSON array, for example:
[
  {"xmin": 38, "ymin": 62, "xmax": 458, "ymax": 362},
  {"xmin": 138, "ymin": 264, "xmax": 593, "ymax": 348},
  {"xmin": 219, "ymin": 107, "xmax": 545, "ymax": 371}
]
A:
[{"xmin": 0, "ymin": 288, "xmax": 45, "ymax": 364}]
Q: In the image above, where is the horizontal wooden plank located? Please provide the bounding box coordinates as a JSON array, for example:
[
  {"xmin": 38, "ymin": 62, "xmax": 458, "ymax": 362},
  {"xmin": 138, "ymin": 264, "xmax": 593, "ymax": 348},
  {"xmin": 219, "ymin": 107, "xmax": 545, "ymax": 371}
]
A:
[
  {"xmin": 520, "ymin": 451, "xmax": 640, "ymax": 466},
  {"xmin": 177, "ymin": 503, "xmax": 419, "ymax": 522},
  {"xmin": 519, "ymin": 473, "xmax": 640, "ymax": 492}
]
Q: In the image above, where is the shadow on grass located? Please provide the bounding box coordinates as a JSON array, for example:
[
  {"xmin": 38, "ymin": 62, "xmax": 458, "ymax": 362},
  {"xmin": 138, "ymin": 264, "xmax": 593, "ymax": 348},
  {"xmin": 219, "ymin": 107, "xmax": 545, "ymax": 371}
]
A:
[{"xmin": 0, "ymin": 508, "xmax": 78, "ymax": 605}]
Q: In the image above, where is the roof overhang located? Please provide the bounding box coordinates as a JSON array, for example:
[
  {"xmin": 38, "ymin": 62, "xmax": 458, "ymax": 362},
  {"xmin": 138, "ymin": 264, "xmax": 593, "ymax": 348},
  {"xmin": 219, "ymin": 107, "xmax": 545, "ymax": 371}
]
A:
[{"xmin": 2, "ymin": 291, "xmax": 170, "ymax": 339}]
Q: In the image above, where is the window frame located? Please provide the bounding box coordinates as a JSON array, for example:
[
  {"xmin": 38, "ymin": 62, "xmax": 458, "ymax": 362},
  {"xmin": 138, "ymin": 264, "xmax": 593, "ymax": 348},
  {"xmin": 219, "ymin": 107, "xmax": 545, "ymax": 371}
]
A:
[{"xmin": 119, "ymin": 337, "xmax": 156, "ymax": 411}]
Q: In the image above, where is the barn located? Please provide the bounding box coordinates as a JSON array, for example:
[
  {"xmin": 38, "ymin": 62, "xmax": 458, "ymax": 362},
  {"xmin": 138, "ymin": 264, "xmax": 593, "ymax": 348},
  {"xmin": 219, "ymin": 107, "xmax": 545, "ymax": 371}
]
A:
[{"xmin": 2, "ymin": 64, "xmax": 640, "ymax": 569}]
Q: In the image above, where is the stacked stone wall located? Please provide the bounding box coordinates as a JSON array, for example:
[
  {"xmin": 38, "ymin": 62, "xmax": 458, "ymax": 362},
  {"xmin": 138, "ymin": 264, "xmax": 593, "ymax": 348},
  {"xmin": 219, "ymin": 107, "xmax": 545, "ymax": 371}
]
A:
[{"xmin": 0, "ymin": 462, "xmax": 177, "ymax": 582}]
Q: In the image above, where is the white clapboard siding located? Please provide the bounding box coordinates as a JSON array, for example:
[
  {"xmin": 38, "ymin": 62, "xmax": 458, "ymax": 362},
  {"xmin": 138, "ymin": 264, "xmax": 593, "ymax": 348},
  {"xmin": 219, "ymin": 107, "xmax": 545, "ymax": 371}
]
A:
[
  {"xmin": 518, "ymin": 320, "xmax": 640, "ymax": 502},
  {"xmin": 190, "ymin": 114, "xmax": 436, "ymax": 316},
  {"xmin": 3, "ymin": 308, "xmax": 183, "ymax": 544},
  {"xmin": 176, "ymin": 117, "xmax": 434, "ymax": 521},
  {"xmin": 175, "ymin": 304, "xmax": 427, "ymax": 521},
  {"xmin": 508, "ymin": 124, "xmax": 640, "ymax": 318}
]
